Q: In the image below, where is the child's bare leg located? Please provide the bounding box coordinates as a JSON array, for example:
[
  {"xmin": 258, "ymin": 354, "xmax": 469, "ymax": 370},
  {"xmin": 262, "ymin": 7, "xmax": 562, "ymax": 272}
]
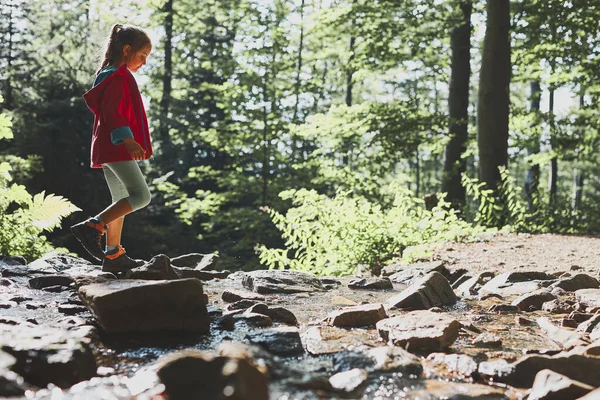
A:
[
  {"xmin": 98, "ymin": 198, "xmax": 133, "ymax": 225},
  {"xmin": 106, "ymin": 216, "xmax": 124, "ymax": 247}
]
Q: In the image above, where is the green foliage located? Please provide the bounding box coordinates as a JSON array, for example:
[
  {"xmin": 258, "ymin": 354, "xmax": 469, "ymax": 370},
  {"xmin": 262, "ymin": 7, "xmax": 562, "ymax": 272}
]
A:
[
  {"xmin": 0, "ymin": 98, "xmax": 80, "ymax": 260},
  {"xmin": 258, "ymin": 187, "xmax": 483, "ymax": 276}
]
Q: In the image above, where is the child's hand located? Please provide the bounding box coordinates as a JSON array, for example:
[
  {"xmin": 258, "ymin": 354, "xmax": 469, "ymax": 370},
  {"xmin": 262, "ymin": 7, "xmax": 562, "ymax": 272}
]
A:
[{"xmin": 123, "ymin": 138, "xmax": 146, "ymax": 160}]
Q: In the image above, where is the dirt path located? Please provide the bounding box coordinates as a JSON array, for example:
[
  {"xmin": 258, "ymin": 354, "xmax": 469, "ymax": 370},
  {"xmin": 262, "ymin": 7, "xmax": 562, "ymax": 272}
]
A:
[{"xmin": 430, "ymin": 232, "xmax": 600, "ymax": 275}]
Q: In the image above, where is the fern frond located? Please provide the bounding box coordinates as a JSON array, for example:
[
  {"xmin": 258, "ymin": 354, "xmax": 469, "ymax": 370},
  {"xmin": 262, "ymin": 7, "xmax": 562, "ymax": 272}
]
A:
[{"xmin": 29, "ymin": 191, "xmax": 81, "ymax": 231}]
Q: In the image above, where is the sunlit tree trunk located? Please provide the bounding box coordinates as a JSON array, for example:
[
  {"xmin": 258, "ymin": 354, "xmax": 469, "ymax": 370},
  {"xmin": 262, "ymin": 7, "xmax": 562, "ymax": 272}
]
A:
[
  {"xmin": 159, "ymin": 0, "xmax": 173, "ymax": 165},
  {"xmin": 525, "ymin": 81, "xmax": 541, "ymax": 210},
  {"xmin": 548, "ymin": 87, "xmax": 557, "ymax": 205}
]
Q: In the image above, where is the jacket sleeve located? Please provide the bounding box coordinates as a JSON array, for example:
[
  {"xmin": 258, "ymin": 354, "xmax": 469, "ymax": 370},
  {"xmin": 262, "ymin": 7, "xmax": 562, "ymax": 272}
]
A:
[{"xmin": 101, "ymin": 75, "xmax": 134, "ymax": 145}]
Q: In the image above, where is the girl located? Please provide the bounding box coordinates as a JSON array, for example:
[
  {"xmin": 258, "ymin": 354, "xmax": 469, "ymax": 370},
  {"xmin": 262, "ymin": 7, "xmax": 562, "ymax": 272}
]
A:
[{"xmin": 71, "ymin": 24, "xmax": 153, "ymax": 273}]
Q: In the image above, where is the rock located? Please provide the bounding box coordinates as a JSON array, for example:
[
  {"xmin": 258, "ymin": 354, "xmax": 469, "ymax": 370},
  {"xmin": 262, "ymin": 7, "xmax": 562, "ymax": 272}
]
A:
[
  {"xmin": 454, "ymin": 271, "xmax": 495, "ymax": 297},
  {"xmin": 542, "ymin": 299, "xmax": 573, "ymax": 314},
  {"xmin": 221, "ymin": 289, "xmax": 266, "ymax": 303},
  {"xmin": 333, "ymin": 347, "xmax": 422, "ymax": 375},
  {"xmin": 537, "ymin": 317, "xmax": 589, "ymax": 350},
  {"xmin": 319, "ymin": 277, "xmax": 341, "ymax": 286},
  {"xmin": 170, "ymin": 253, "xmax": 219, "ymax": 270},
  {"xmin": 225, "ymin": 299, "xmax": 261, "ymax": 312},
  {"xmin": 551, "ymin": 286, "xmax": 569, "ymax": 296},
  {"xmin": 576, "ymin": 314, "xmax": 600, "ymax": 340},
  {"xmin": 480, "ymin": 353, "xmax": 600, "ymax": 388},
  {"xmin": 473, "ymin": 333, "xmax": 502, "ymax": 348},
  {"xmin": 78, "ymin": 278, "xmax": 209, "ymax": 333},
  {"xmin": 0, "ymin": 323, "xmax": 96, "ymax": 388},
  {"xmin": 516, "ymin": 316, "xmax": 534, "ymax": 326},
  {"xmin": 246, "ymin": 327, "xmax": 304, "ymax": 356},
  {"xmin": 329, "ymin": 368, "xmax": 368, "ymax": 393},
  {"xmin": 570, "ymin": 312, "xmax": 594, "ymax": 323},
  {"xmin": 0, "ymin": 368, "xmax": 35, "ymax": 398},
  {"xmin": 172, "ymin": 267, "xmax": 228, "ymax": 281},
  {"xmin": 386, "ymin": 260, "xmax": 449, "ymax": 283},
  {"xmin": 512, "ymin": 289, "xmax": 556, "ymax": 311},
  {"xmin": 242, "ymin": 270, "xmax": 326, "ymax": 294},
  {"xmin": 576, "ymin": 289, "xmax": 600, "ymax": 311},
  {"xmin": 408, "ymin": 380, "xmax": 509, "ymax": 399},
  {"xmin": 489, "ymin": 304, "xmax": 520, "ymax": 313},
  {"xmin": 43, "ymin": 284, "xmax": 71, "ymax": 293},
  {"xmin": 377, "ymin": 311, "xmax": 461, "ymax": 352},
  {"xmin": 480, "ymin": 271, "xmax": 555, "ymax": 296},
  {"xmin": 348, "ymin": 277, "xmax": 393, "ymax": 290},
  {"xmin": 424, "ymin": 353, "xmax": 478, "ymax": 380},
  {"xmin": 125, "ymin": 254, "xmax": 180, "ymax": 280},
  {"xmin": 529, "ymin": 369, "xmax": 593, "ymax": 400},
  {"xmin": 0, "ymin": 277, "xmax": 18, "ymax": 287},
  {"xmin": 247, "ymin": 304, "xmax": 298, "ymax": 326},
  {"xmin": 58, "ymin": 304, "xmax": 89, "ymax": 315},
  {"xmin": 326, "ymin": 304, "xmax": 387, "ymax": 327},
  {"xmin": 156, "ymin": 347, "xmax": 268, "ymax": 400},
  {"xmin": 28, "ymin": 274, "xmax": 75, "ymax": 289},
  {"xmin": 330, "ymin": 295, "xmax": 358, "ymax": 306},
  {"xmin": 562, "ymin": 318, "xmax": 578, "ymax": 328},
  {"xmin": 551, "ymin": 274, "xmax": 599, "ymax": 292},
  {"xmin": 386, "ymin": 272, "xmax": 457, "ymax": 310},
  {"xmin": 0, "ymin": 256, "xmax": 26, "ymax": 266},
  {"xmin": 234, "ymin": 312, "xmax": 273, "ymax": 327},
  {"xmin": 578, "ymin": 388, "xmax": 600, "ymax": 400}
]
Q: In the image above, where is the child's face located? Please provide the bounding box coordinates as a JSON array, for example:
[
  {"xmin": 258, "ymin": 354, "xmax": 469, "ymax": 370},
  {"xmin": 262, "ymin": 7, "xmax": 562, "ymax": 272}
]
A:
[{"xmin": 123, "ymin": 44, "xmax": 152, "ymax": 73}]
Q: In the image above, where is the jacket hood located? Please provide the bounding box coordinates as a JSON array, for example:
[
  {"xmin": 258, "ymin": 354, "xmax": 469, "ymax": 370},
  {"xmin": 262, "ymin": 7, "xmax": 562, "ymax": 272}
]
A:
[{"xmin": 83, "ymin": 64, "xmax": 131, "ymax": 116}]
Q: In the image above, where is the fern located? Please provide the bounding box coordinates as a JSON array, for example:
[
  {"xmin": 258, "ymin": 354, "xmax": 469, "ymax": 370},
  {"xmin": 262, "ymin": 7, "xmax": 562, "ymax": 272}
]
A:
[{"xmin": 29, "ymin": 192, "xmax": 82, "ymax": 231}]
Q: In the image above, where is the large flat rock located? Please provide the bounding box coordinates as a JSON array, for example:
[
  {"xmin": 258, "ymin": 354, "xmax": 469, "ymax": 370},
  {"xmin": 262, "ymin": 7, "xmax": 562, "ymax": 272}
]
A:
[
  {"xmin": 78, "ymin": 278, "xmax": 209, "ymax": 333},
  {"xmin": 387, "ymin": 272, "xmax": 457, "ymax": 310},
  {"xmin": 242, "ymin": 270, "xmax": 326, "ymax": 294},
  {"xmin": 376, "ymin": 311, "xmax": 461, "ymax": 352},
  {"xmin": 479, "ymin": 271, "xmax": 555, "ymax": 296}
]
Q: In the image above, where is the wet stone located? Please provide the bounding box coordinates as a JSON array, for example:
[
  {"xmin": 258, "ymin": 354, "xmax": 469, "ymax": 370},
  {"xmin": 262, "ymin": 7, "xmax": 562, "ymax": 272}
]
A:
[
  {"xmin": 333, "ymin": 347, "xmax": 423, "ymax": 375},
  {"xmin": 221, "ymin": 289, "xmax": 266, "ymax": 303},
  {"xmin": 454, "ymin": 271, "xmax": 495, "ymax": 298},
  {"xmin": 347, "ymin": 277, "xmax": 393, "ymax": 290},
  {"xmin": 0, "ymin": 277, "xmax": 18, "ymax": 287},
  {"xmin": 28, "ymin": 274, "xmax": 74, "ymax": 289},
  {"xmin": 78, "ymin": 278, "xmax": 209, "ymax": 333},
  {"xmin": 570, "ymin": 312, "xmax": 594, "ymax": 323},
  {"xmin": 42, "ymin": 284, "xmax": 71, "ymax": 293},
  {"xmin": 562, "ymin": 319, "xmax": 578, "ymax": 328},
  {"xmin": 329, "ymin": 368, "xmax": 368, "ymax": 393},
  {"xmin": 576, "ymin": 314, "xmax": 600, "ymax": 340},
  {"xmin": 550, "ymin": 273, "xmax": 599, "ymax": 292},
  {"xmin": 511, "ymin": 289, "xmax": 556, "ymax": 312},
  {"xmin": 171, "ymin": 267, "xmax": 228, "ymax": 281},
  {"xmin": 170, "ymin": 252, "xmax": 219, "ymax": 270},
  {"xmin": 58, "ymin": 304, "xmax": 89, "ymax": 315},
  {"xmin": 234, "ymin": 312, "xmax": 273, "ymax": 328},
  {"xmin": 424, "ymin": 353, "xmax": 478, "ymax": 380},
  {"xmin": 25, "ymin": 301, "xmax": 47, "ymax": 310},
  {"xmin": 377, "ymin": 310, "xmax": 461, "ymax": 353},
  {"xmin": 542, "ymin": 299, "xmax": 573, "ymax": 314},
  {"xmin": 489, "ymin": 304, "xmax": 520, "ymax": 313},
  {"xmin": 225, "ymin": 299, "xmax": 261, "ymax": 311},
  {"xmin": 246, "ymin": 327, "xmax": 304, "ymax": 356},
  {"xmin": 326, "ymin": 303, "xmax": 387, "ymax": 327},
  {"xmin": 408, "ymin": 380, "xmax": 509, "ymax": 399},
  {"xmin": 247, "ymin": 304, "xmax": 298, "ymax": 326},
  {"xmin": 473, "ymin": 333, "xmax": 502, "ymax": 348},
  {"xmin": 387, "ymin": 272, "xmax": 457, "ymax": 310},
  {"xmin": 125, "ymin": 254, "xmax": 180, "ymax": 280},
  {"xmin": 242, "ymin": 270, "xmax": 326, "ymax": 294},
  {"xmin": 529, "ymin": 369, "xmax": 594, "ymax": 400}
]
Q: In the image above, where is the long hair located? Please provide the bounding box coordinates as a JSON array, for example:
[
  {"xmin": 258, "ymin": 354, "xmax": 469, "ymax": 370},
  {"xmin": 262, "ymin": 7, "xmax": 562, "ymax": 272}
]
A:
[{"xmin": 97, "ymin": 24, "xmax": 151, "ymax": 74}]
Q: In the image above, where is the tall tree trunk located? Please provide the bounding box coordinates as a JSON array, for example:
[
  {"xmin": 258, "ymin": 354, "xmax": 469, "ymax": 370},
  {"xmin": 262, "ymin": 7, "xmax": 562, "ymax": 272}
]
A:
[
  {"xmin": 525, "ymin": 81, "xmax": 541, "ymax": 210},
  {"xmin": 477, "ymin": 0, "xmax": 510, "ymax": 191},
  {"xmin": 442, "ymin": 0, "xmax": 472, "ymax": 209},
  {"xmin": 573, "ymin": 93, "xmax": 585, "ymax": 209},
  {"xmin": 345, "ymin": 34, "xmax": 355, "ymax": 107},
  {"xmin": 3, "ymin": 1, "xmax": 15, "ymax": 110},
  {"xmin": 292, "ymin": 0, "xmax": 305, "ymax": 123},
  {"xmin": 159, "ymin": 0, "xmax": 174, "ymax": 156},
  {"xmin": 548, "ymin": 87, "xmax": 557, "ymax": 205}
]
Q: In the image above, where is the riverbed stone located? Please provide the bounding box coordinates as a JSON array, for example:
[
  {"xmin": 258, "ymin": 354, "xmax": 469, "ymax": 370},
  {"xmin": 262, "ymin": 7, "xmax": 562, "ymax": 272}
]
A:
[
  {"xmin": 480, "ymin": 352, "xmax": 600, "ymax": 388},
  {"xmin": 246, "ymin": 327, "xmax": 304, "ymax": 356},
  {"xmin": 408, "ymin": 380, "xmax": 510, "ymax": 399},
  {"xmin": 536, "ymin": 317, "xmax": 589, "ymax": 350},
  {"xmin": 28, "ymin": 274, "xmax": 75, "ymax": 289},
  {"xmin": 542, "ymin": 299, "xmax": 573, "ymax": 314},
  {"xmin": 348, "ymin": 277, "xmax": 393, "ymax": 290},
  {"xmin": 512, "ymin": 289, "xmax": 556, "ymax": 311},
  {"xmin": 576, "ymin": 314, "xmax": 600, "ymax": 341},
  {"xmin": 551, "ymin": 274, "xmax": 599, "ymax": 292},
  {"xmin": 156, "ymin": 348, "xmax": 268, "ymax": 400},
  {"xmin": 479, "ymin": 271, "xmax": 555, "ymax": 296},
  {"xmin": 386, "ymin": 272, "xmax": 457, "ymax": 310},
  {"xmin": 386, "ymin": 260, "xmax": 448, "ymax": 283},
  {"xmin": 247, "ymin": 304, "xmax": 298, "ymax": 326},
  {"xmin": 222, "ymin": 289, "xmax": 266, "ymax": 303},
  {"xmin": 125, "ymin": 254, "xmax": 179, "ymax": 280},
  {"xmin": 327, "ymin": 303, "xmax": 387, "ymax": 327},
  {"xmin": 78, "ymin": 278, "xmax": 209, "ymax": 333},
  {"xmin": 234, "ymin": 312, "xmax": 273, "ymax": 327},
  {"xmin": 473, "ymin": 333, "xmax": 502, "ymax": 348},
  {"xmin": 529, "ymin": 369, "xmax": 594, "ymax": 400},
  {"xmin": 242, "ymin": 270, "xmax": 326, "ymax": 294},
  {"xmin": 170, "ymin": 253, "xmax": 219, "ymax": 270},
  {"xmin": 329, "ymin": 368, "xmax": 368, "ymax": 393},
  {"xmin": 0, "ymin": 323, "xmax": 96, "ymax": 388},
  {"xmin": 377, "ymin": 311, "xmax": 461, "ymax": 352},
  {"xmin": 171, "ymin": 267, "xmax": 228, "ymax": 281},
  {"xmin": 454, "ymin": 271, "xmax": 495, "ymax": 297},
  {"xmin": 576, "ymin": 289, "xmax": 600, "ymax": 311},
  {"xmin": 424, "ymin": 353, "xmax": 478, "ymax": 380}
]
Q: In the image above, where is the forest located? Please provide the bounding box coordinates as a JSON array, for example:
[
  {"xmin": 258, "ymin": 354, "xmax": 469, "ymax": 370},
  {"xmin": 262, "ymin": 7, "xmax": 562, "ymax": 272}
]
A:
[{"xmin": 1, "ymin": 0, "xmax": 600, "ymax": 275}]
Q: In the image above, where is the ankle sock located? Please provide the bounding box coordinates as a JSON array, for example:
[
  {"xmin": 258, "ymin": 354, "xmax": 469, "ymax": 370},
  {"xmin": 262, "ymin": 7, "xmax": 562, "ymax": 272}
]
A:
[{"xmin": 106, "ymin": 245, "xmax": 119, "ymax": 253}]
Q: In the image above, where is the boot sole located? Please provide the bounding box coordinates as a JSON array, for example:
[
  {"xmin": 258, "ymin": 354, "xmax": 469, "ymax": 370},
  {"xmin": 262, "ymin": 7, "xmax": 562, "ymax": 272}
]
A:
[{"xmin": 71, "ymin": 225, "xmax": 104, "ymax": 261}]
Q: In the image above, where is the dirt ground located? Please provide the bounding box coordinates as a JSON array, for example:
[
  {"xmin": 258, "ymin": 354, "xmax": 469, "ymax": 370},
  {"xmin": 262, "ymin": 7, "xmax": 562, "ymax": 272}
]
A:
[{"xmin": 429, "ymin": 232, "xmax": 600, "ymax": 276}]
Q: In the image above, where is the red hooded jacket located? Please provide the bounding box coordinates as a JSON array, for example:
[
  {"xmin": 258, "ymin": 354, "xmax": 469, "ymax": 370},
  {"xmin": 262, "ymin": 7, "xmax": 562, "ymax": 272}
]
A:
[{"xmin": 83, "ymin": 64, "xmax": 153, "ymax": 168}]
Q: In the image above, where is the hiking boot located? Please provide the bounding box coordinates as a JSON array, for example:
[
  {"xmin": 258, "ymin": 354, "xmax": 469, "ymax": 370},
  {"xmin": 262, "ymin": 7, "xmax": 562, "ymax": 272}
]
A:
[
  {"xmin": 71, "ymin": 217, "xmax": 106, "ymax": 261},
  {"xmin": 102, "ymin": 245, "xmax": 144, "ymax": 274}
]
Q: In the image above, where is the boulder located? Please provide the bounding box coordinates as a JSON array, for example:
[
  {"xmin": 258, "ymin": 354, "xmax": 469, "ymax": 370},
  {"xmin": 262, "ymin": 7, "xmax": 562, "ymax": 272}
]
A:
[
  {"xmin": 387, "ymin": 272, "xmax": 457, "ymax": 310},
  {"xmin": 125, "ymin": 254, "xmax": 180, "ymax": 280},
  {"xmin": 247, "ymin": 304, "xmax": 298, "ymax": 326},
  {"xmin": 348, "ymin": 277, "xmax": 393, "ymax": 290},
  {"xmin": 246, "ymin": 327, "xmax": 304, "ymax": 356},
  {"xmin": 78, "ymin": 278, "xmax": 209, "ymax": 333},
  {"xmin": 242, "ymin": 270, "xmax": 326, "ymax": 294},
  {"xmin": 479, "ymin": 271, "xmax": 555, "ymax": 296},
  {"xmin": 221, "ymin": 289, "xmax": 266, "ymax": 303},
  {"xmin": 326, "ymin": 303, "xmax": 387, "ymax": 327},
  {"xmin": 170, "ymin": 253, "xmax": 219, "ymax": 270},
  {"xmin": 377, "ymin": 311, "xmax": 461, "ymax": 352},
  {"xmin": 512, "ymin": 289, "xmax": 556, "ymax": 311},
  {"xmin": 529, "ymin": 369, "xmax": 593, "ymax": 400},
  {"xmin": 386, "ymin": 260, "xmax": 449, "ymax": 283},
  {"xmin": 551, "ymin": 274, "xmax": 599, "ymax": 292}
]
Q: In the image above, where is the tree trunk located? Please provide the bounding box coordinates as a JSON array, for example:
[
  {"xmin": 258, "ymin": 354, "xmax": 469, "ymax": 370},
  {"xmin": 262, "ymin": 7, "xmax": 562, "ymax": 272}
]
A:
[
  {"xmin": 525, "ymin": 81, "xmax": 541, "ymax": 210},
  {"xmin": 477, "ymin": 0, "xmax": 510, "ymax": 191},
  {"xmin": 159, "ymin": 0, "xmax": 174, "ymax": 159},
  {"xmin": 292, "ymin": 0, "xmax": 305, "ymax": 123},
  {"xmin": 573, "ymin": 93, "xmax": 585, "ymax": 210},
  {"xmin": 442, "ymin": 0, "xmax": 472, "ymax": 209},
  {"xmin": 548, "ymin": 88, "xmax": 557, "ymax": 205}
]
